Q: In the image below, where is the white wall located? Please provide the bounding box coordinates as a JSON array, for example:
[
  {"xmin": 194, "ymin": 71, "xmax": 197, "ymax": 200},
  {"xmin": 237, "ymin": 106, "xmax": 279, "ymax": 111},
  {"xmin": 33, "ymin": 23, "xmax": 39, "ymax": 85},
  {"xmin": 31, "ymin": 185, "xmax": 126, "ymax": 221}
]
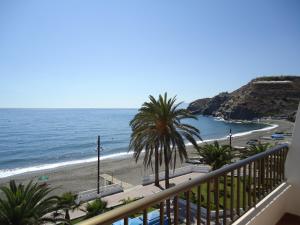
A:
[
  {"xmin": 232, "ymin": 183, "xmax": 292, "ymax": 225},
  {"xmin": 234, "ymin": 103, "xmax": 300, "ymax": 225},
  {"xmin": 285, "ymin": 103, "xmax": 300, "ymax": 215}
]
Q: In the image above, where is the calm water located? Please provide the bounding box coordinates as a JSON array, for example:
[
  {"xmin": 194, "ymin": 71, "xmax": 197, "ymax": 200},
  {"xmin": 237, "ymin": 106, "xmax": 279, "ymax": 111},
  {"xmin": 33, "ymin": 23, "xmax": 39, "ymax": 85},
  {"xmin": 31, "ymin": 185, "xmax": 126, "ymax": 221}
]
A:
[{"xmin": 0, "ymin": 109, "xmax": 268, "ymax": 177}]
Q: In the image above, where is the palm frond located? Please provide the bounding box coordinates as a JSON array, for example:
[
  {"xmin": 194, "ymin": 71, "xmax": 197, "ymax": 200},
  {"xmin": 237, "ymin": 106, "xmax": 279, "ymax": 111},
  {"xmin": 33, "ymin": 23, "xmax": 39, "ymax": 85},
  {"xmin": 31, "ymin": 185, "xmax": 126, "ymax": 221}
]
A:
[{"xmin": 0, "ymin": 180, "xmax": 59, "ymax": 225}]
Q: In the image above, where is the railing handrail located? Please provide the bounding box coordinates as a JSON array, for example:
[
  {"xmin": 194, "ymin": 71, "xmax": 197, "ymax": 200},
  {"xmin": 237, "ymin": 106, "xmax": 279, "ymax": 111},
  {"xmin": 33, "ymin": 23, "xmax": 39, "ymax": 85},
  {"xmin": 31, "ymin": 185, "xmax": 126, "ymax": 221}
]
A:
[{"xmin": 77, "ymin": 143, "xmax": 288, "ymax": 225}]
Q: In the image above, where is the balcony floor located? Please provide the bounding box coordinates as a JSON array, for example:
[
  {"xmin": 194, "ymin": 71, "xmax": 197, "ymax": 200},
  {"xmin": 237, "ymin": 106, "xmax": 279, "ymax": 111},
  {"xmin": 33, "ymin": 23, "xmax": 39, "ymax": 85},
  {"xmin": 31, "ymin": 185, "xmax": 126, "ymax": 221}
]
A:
[{"xmin": 276, "ymin": 213, "xmax": 300, "ymax": 225}]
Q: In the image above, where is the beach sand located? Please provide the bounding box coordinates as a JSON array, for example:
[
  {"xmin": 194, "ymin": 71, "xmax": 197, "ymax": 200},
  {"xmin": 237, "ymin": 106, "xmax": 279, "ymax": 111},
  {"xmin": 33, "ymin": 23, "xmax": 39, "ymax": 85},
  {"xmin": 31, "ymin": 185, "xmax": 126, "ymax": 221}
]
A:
[{"xmin": 0, "ymin": 119, "xmax": 294, "ymax": 197}]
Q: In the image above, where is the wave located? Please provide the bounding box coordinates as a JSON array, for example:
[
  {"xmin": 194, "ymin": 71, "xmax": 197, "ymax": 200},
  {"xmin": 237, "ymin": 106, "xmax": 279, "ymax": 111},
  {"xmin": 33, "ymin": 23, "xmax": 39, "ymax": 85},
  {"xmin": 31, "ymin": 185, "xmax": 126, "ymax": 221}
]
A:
[
  {"xmin": 0, "ymin": 152, "xmax": 134, "ymax": 178},
  {"xmin": 213, "ymin": 117, "xmax": 225, "ymax": 122},
  {"xmin": 231, "ymin": 123, "xmax": 278, "ymax": 138},
  {"xmin": 186, "ymin": 123, "xmax": 278, "ymax": 144},
  {"xmin": 0, "ymin": 123, "xmax": 278, "ymax": 179}
]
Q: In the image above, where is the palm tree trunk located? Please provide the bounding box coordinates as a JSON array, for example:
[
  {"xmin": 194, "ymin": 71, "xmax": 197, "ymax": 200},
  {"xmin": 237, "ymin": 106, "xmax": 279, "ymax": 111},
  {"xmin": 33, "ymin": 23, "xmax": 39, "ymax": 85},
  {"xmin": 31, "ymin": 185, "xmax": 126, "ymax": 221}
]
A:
[
  {"xmin": 164, "ymin": 148, "xmax": 170, "ymax": 189},
  {"xmin": 155, "ymin": 147, "xmax": 159, "ymax": 187},
  {"xmin": 65, "ymin": 209, "xmax": 70, "ymax": 224},
  {"xmin": 164, "ymin": 147, "xmax": 171, "ymax": 224}
]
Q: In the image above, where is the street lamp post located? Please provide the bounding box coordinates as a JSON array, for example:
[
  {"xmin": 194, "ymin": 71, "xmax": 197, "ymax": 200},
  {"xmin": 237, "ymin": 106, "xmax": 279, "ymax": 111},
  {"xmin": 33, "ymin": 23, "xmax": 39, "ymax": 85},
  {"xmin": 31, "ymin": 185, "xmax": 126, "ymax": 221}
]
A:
[
  {"xmin": 97, "ymin": 135, "xmax": 102, "ymax": 195},
  {"xmin": 229, "ymin": 128, "xmax": 232, "ymax": 150}
]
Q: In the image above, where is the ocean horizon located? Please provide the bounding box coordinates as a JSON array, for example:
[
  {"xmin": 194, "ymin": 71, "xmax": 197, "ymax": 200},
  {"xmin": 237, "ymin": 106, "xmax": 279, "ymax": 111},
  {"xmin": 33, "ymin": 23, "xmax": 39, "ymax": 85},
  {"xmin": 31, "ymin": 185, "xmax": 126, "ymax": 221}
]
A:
[{"xmin": 0, "ymin": 108, "xmax": 270, "ymax": 178}]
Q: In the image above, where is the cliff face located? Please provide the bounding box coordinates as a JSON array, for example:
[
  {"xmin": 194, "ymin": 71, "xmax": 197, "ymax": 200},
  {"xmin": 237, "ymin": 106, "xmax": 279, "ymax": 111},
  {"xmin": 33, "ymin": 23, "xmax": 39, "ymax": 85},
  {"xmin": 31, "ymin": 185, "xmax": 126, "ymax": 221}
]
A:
[
  {"xmin": 187, "ymin": 98, "xmax": 210, "ymax": 114},
  {"xmin": 188, "ymin": 76, "xmax": 300, "ymax": 120}
]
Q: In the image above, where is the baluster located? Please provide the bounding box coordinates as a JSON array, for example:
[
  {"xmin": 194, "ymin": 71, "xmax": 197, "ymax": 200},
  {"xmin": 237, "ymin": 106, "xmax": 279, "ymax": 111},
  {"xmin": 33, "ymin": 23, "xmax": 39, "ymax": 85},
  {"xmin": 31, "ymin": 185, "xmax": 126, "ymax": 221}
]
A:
[
  {"xmin": 266, "ymin": 156, "xmax": 269, "ymax": 194},
  {"xmin": 230, "ymin": 171, "xmax": 234, "ymax": 222},
  {"xmin": 215, "ymin": 177, "xmax": 220, "ymax": 225},
  {"xmin": 173, "ymin": 196, "xmax": 178, "ymax": 225},
  {"xmin": 283, "ymin": 148, "xmax": 287, "ymax": 180},
  {"xmin": 280, "ymin": 149, "xmax": 284, "ymax": 181},
  {"xmin": 160, "ymin": 202, "xmax": 164, "ymax": 225},
  {"xmin": 223, "ymin": 173, "xmax": 227, "ymax": 225},
  {"xmin": 143, "ymin": 209, "xmax": 148, "ymax": 225},
  {"xmin": 186, "ymin": 191, "xmax": 190, "ymax": 225},
  {"xmin": 207, "ymin": 181, "xmax": 211, "ymax": 225},
  {"xmin": 243, "ymin": 165, "xmax": 246, "ymax": 212},
  {"xmin": 197, "ymin": 185, "xmax": 201, "ymax": 225},
  {"xmin": 248, "ymin": 163, "xmax": 252, "ymax": 208},
  {"xmin": 258, "ymin": 159, "xmax": 261, "ymax": 201},
  {"xmin": 237, "ymin": 168, "xmax": 241, "ymax": 216},
  {"xmin": 276, "ymin": 151, "xmax": 280, "ymax": 185},
  {"xmin": 272, "ymin": 153, "xmax": 275, "ymax": 189},
  {"xmin": 270, "ymin": 154, "xmax": 273, "ymax": 191},
  {"xmin": 253, "ymin": 161, "xmax": 257, "ymax": 206}
]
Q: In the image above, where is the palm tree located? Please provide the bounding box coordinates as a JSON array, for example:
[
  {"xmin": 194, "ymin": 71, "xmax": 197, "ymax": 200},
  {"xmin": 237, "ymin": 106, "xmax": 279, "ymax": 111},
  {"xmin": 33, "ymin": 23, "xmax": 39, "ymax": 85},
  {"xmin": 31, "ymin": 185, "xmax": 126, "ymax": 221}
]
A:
[
  {"xmin": 57, "ymin": 192, "xmax": 79, "ymax": 224},
  {"xmin": 84, "ymin": 198, "xmax": 107, "ymax": 219},
  {"xmin": 129, "ymin": 93, "xmax": 201, "ymax": 222},
  {"xmin": 197, "ymin": 141, "xmax": 233, "ymax": 212},
  {"xmin": 197, "ymin": 141, "xmax": 233, "ymax": 170},
  {"xmin": 0, "ymin": 180, "xmax": 59, "ymax": 225},
  {"xmin": 130, "ymin": 93, "xmax": 201, "ymax": 188},
  {"xmin": 242, "ymin": 142, "xmax": 271, "ymax": 159}
]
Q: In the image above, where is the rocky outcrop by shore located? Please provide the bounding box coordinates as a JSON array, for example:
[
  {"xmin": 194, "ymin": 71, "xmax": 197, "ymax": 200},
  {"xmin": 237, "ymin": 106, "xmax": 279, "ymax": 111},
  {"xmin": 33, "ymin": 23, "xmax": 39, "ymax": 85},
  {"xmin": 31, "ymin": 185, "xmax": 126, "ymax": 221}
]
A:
[{"xmin": 188, "ymin": 76, "xmax": 300, "ymax": 120}]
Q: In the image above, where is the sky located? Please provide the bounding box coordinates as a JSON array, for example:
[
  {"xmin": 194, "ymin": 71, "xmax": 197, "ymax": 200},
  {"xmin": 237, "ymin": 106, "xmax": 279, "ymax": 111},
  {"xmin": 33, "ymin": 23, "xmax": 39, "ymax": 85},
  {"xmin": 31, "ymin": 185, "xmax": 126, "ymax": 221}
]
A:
[{"xmin": 0, "ymin": 0, "xmax": 299, "ymax": 108}]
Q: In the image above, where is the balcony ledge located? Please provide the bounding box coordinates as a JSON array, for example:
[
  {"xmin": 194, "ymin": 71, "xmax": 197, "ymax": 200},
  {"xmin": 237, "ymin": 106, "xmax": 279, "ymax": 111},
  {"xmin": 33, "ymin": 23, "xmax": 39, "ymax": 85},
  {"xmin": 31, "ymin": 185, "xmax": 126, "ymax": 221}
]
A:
[{"xmin": 232, "ymin": 182, "xmax": 292, "ymax": 225}]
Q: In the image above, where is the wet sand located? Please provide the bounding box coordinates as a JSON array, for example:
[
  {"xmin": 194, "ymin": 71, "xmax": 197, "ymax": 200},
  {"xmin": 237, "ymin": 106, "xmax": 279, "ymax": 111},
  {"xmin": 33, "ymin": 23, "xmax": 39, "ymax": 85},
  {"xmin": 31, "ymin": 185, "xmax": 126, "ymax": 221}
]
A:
[{"xmin": 0, "ymin": 119, "xmax": 294, "ymax": 196}]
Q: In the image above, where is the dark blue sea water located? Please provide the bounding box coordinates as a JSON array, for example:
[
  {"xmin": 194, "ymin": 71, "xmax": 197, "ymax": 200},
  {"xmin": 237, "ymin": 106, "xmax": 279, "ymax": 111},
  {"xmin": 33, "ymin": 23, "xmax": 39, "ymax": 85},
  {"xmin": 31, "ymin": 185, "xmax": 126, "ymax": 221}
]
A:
[{"xmin": 0, "ymin": 109, "xmax": 269, "ymax": 178}]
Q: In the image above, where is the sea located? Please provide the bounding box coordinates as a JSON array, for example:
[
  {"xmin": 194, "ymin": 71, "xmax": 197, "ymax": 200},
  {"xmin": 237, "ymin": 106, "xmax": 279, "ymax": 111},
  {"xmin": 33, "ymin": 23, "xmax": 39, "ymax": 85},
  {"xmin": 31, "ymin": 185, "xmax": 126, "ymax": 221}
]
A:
[{"xmin": 0, "ymin": 109, "xmax": 272, "ymax": 178}]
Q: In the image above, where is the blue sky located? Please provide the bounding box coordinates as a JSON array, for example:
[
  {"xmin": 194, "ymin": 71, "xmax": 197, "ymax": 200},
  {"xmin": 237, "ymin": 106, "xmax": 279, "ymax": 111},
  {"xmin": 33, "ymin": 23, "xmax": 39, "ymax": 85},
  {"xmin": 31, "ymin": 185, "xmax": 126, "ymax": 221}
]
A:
[{"xmin": 0, "ymin": 0, "xmax": 299, "ymax": 108}]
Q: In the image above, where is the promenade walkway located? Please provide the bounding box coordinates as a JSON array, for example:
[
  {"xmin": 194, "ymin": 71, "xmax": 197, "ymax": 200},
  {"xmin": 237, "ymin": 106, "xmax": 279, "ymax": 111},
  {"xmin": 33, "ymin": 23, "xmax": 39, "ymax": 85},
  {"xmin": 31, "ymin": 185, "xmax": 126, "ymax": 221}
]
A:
[{"xmin": 68, "ymin": 171, "xmax": 206, "ymax": 221}]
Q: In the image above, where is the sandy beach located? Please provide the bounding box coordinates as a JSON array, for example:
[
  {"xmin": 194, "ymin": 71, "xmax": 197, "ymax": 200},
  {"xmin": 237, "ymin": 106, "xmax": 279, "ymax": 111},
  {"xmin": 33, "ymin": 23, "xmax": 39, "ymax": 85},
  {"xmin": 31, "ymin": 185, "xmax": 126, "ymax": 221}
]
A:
[{"xmin": 0, "ymin": 119, "xmax": 294, "ymax": 197}]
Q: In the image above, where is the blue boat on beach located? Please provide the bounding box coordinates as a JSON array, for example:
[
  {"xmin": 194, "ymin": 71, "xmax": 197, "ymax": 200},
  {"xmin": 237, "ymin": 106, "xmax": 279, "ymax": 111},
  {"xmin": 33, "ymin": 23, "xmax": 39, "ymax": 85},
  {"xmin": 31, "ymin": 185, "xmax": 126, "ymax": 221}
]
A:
[{"xmin": 271, "ymin": 133, "xmax": 284, "ymax": 140}]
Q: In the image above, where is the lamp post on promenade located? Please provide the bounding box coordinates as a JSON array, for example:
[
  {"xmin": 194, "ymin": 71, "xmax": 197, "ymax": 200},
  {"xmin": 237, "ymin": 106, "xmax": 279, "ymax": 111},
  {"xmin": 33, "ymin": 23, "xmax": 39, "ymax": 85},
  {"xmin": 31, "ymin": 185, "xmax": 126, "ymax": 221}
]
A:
[
  {"xmin": 229, "ymin": 128, "xmax": 232, "ymax": 150},
  {"xmin": 97, "ymin": 135, "xmax": 103, "ymax": 194}
]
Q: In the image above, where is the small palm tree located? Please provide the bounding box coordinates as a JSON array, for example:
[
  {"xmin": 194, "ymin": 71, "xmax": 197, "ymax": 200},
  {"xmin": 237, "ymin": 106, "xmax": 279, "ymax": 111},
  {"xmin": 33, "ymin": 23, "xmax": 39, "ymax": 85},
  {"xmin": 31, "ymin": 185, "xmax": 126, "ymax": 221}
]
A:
[
  {"xmin": 84, "ymin": 198, "xmax": 107, "ymax": 219},
  {"xmin": 242, "ymin": 143, "xmax": 271, "ymax": 189},
  {"xmin": 57, "ymin": 192, "xmax": 79, "ymax": 224},
  {"xmin": 197, "ymin": 141, "xmax": 233, "ymax": 211},
  {"xmin": 0, "ymin": 180, "xmax": 59, "ymax": 225},
  {"xmin": 242, "ymin": 142, "xmax": 271, "ymax": 159},
  {"xmin": 130, "ymin": 93, "xmax": 201, "ymax": 223},
  {"xmin": 197, "ymin": 141, "xmax": 233, "ymax": 170}
]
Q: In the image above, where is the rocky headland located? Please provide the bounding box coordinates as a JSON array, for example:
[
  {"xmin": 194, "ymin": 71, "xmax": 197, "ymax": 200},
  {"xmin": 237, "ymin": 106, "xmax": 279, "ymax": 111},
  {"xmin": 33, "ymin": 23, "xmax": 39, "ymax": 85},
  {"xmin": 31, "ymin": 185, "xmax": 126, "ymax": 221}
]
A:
[{"xmin": 188, "ymin": 76, "xmax": 300, "ymax": 120}]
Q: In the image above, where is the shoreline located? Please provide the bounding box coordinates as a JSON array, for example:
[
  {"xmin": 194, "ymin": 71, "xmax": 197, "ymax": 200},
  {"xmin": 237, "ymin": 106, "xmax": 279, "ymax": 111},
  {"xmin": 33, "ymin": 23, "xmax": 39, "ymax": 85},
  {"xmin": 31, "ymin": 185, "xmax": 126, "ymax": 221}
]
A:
[
  {"xmin": 0, "ymin": 121, "xmax": 277, "ymax": 179},
  {"xmin": 0, "ymin": 119, "xmax": 294, "ymax": 196}
]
